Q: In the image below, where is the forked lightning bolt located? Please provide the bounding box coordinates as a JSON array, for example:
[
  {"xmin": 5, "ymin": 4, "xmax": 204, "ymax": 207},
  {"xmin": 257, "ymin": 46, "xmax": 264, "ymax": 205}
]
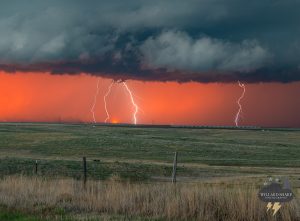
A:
[
  {"xmin": 234, "ymin": 81, "xmax": 246, "ymax": 127},
  {"xmin": 101, "ymin": 80, "xmax": 139, "ymax": 125},
  {"xmin": 90, "ymin": 78, "xmax": 100, "ymax": 123},
  {"xmin": 104, "ymin": 81, "xmax": 114, "ymax": 123},
  {"xmin": 123, "ymin": 82, "xmax": 139, "ymax": 125}
]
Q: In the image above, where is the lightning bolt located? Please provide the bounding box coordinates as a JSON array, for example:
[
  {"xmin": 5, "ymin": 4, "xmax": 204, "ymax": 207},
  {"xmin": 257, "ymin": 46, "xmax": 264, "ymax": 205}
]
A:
[
  {"xmin": 122, "ymin": 82, "xmax": 139, "ymax": 125},
  {"xmin": 90, "ymin": 78, "xmax": 100, "ymax": 123},
  {"xmin": 104, "ymin": 81, "xmax": 114, "ymax": 123},
  {"xmin": 272, "ymin": 202, "xmax": 281, "ymax": 216},
  {"xmin": 234, "ymin": 81, "xmax": 246, "ymax": 127}
]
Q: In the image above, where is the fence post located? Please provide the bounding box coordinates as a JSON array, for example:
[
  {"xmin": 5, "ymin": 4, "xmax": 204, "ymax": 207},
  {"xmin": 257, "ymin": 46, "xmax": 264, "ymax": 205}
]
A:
[
  {"xmin": 172, "ymin": 151, "xmax": 178, "ymax": 183},
  {"xmin": 83, "ymin": 157, "xmax": 87, "ymax": 187},
  {"xmin": 35, "ymin": 160, "xmax": 38, "ymax": 175}
]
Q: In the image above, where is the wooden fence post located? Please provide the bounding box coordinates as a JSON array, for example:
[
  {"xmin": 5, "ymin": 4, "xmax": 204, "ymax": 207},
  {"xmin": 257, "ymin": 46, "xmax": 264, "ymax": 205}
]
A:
[
  {"xmin": 172, "ymin": 152, "xmax": 178, "ymax": 183},
  {"xmin": 35, "ymin": 160, "xmax": 38, "ymax": 175},
  {"xmin": 83, "ymin": 157, "xmax": 87, "ymax": 187}
]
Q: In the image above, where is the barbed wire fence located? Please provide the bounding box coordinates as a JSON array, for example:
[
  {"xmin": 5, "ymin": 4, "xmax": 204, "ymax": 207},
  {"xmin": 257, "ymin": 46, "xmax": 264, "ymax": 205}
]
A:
[
  {"xmin": 2, "ymin": 153, "xmax": 298, "ymax": 186},
  {"xmin": 0, "ymin": 152, "xmax": 179, "ymax": 184}
]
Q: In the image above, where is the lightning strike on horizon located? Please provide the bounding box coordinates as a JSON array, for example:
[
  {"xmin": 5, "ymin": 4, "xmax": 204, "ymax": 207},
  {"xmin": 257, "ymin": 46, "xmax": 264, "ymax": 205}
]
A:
[
  {"xmin": 123, "ymin": 82, "xmax": 139, "ymax": 125},
  {"xmin": 234, "ymin": 81, "xmax": 246, "ymax": 127},
  {"xmin": 90, "ymin": 78, "xmax": 100, "ymax": 123},
  {"xmin": 104, "ymin": 81, "xmax": 114, "ymax": 123}
]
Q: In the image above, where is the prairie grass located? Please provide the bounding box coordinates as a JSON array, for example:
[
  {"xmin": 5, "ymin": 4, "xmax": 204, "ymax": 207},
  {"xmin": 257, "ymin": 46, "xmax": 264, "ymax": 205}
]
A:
[
  {"xmin": 1, "ymin": 123, "xmax": 300, "ymax": 167},
  {"xmin": 0, "ymin": 176, "xmax": 299, "ymax": 220}
]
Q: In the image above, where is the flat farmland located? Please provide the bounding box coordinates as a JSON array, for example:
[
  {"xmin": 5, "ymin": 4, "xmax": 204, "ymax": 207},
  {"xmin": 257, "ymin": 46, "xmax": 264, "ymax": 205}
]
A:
[
  {"xmin": 0, "ymin": 123, "xmax": 300, "ymax": 220},
  {"xmin": 0, "ymin": 123, "xmax": 299, "ymax": 183}
]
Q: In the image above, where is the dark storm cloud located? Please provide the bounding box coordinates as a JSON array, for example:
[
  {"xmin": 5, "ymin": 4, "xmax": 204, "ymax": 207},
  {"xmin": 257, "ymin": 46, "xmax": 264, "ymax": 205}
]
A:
[{"xmin": 0, "ymin": 0, "xmax": 300, "ymax": 83}]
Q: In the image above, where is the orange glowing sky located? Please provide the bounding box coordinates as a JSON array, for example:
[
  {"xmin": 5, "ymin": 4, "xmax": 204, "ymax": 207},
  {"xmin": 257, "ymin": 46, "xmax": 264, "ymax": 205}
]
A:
[{"xmin": 0, "ymin": 71, "xmax": 300, "ymax": 127}]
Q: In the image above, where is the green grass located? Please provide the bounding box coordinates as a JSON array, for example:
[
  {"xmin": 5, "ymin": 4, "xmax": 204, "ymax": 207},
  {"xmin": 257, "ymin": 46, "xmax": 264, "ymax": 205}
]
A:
[
  {"xmin": 1, "ymin": 123, "xmax": 299, "ymax": 166},
  {"xmin": 0, "ymin": 209, "xmax": 43, "ymax": 221},
  {"xmin": 0, "ymin": 207, "xmax": 164, "ymax": 221},
  {"xmin": 0, "ymin": 123, "xmax": 300, "ymax": 182},
  {"xmin": 0, "ymin": 157, "xmax": 175, "ymax": 181}
]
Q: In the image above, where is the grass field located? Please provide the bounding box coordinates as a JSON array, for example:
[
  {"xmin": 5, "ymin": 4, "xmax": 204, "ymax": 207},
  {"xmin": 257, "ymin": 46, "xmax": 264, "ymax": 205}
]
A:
[
  {"xmin": 0, "ymin": 123, "xmax": 300, "ymax": 181},
  {"xmin": 0, "ymin": 123, "xmax": 299, "ymax": 220},
  {"xmin": 0, "ymin": 176, "xmax": 299, "ymax": 221},
  {"xmin": 0, "ymin": 123, "xmax": 299, "ymax": 166}
]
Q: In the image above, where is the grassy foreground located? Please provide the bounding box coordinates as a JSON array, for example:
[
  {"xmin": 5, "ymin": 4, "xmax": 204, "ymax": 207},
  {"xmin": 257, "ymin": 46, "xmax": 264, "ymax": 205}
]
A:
[
  {"xmin": 0, "ymin": 123, "xmax": 299, "ymax": 220},
  {"xmin": 0, "ymin": 176, "xmax": 299, "ymax": 221}
]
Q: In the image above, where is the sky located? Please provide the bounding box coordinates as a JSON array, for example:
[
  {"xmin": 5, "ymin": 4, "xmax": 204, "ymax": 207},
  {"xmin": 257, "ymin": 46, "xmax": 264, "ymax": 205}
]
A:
[{"xmin": 0, "ymin": 1, "xmax": 300, "ymax": 127}]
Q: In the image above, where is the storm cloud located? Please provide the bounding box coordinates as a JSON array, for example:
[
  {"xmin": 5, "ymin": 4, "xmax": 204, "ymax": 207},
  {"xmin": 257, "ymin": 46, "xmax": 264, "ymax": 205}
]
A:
[{"xmin": 0, "ymin": 0, "xmax": 300, "ymax": 83}]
